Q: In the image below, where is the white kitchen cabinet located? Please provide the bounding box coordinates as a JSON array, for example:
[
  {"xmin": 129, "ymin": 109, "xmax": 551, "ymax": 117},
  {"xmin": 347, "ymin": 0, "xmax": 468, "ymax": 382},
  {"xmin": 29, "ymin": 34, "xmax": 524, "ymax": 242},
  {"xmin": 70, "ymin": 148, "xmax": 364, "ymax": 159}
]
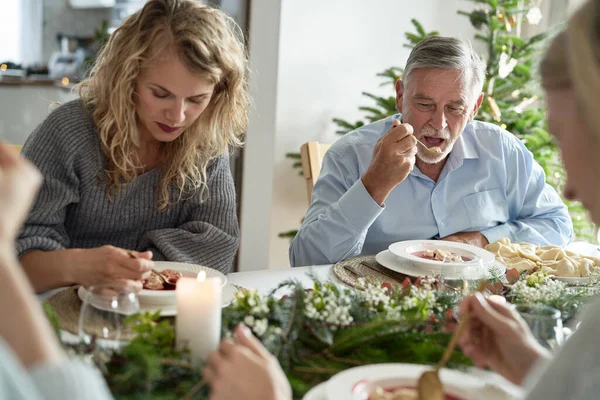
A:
[
  {"xmin": 69, "ymin": 0, "xmax": 116, "ymax": 9},
  {"xmin": 0, "ymin": 85, "xmax": 79, "ymax": 145}
]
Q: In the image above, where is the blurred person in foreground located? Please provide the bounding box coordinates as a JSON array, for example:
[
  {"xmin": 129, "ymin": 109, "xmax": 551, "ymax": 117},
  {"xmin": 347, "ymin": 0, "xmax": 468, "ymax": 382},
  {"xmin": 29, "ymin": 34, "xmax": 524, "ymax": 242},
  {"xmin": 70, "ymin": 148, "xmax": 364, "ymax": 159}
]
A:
[
  {"xmin": 0, "ymin": 144, "xmax": 112, "ymax": 399},
  {"xmin": 459, "ymin": 1, "xmax": 600, "ymax": 399}
]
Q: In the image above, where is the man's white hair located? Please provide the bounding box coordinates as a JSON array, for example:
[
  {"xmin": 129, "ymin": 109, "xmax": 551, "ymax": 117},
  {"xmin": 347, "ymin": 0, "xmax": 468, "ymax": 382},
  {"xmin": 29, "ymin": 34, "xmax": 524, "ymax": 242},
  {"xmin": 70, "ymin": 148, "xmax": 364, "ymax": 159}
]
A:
[{"xmin": 403, "ymin": 36, "xmax": 486, "ymax": 95}]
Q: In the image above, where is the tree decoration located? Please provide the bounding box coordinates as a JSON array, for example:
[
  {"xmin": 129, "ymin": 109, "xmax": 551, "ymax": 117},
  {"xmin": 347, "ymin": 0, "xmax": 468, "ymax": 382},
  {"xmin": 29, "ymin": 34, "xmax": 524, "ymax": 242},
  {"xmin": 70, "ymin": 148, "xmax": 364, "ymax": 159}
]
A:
[
  {"xmin": 527, "ymin": 7, "xmax": 543, "ymax": 25},
  {"xmin": 498, "ymin": 52, "xmax": 518, "ymax": 78},
  {"xmin": 486, "ymin": 96, "xmax": 502, "ymax": 121}
]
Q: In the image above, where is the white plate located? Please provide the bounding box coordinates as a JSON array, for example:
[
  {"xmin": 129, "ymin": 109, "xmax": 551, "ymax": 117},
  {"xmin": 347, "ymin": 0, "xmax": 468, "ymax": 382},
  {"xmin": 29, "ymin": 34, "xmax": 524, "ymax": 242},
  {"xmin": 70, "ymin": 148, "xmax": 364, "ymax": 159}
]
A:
[
  {"xmin": 389, "ymin": 240, "xmax": 496, "ymax": 272},
  {"xmin": 376, "ymin": 250, "xmax": 506, "ymax": 280},
  {"xmin": 138, "ymin": 261, "xmax": 227, "ymax": 306},
  {"xmin": 303, "ymin": 382, "xmax": 326, "ymax": 400},
  {"xmin": 326, "ymin": 363, "xmax": 515, "ymax": 400},
  {"xmin": 78, "ymin": 283, "xmax": 237, "ymax": 317}
]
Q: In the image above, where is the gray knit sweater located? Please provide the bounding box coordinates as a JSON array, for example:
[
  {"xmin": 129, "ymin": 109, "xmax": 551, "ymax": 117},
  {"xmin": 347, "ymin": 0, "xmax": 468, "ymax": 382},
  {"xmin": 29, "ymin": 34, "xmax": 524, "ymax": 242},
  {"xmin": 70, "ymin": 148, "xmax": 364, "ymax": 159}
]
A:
[{"xmin": 16, "ymin": 100, "xmax": 239, "ymax": 273}]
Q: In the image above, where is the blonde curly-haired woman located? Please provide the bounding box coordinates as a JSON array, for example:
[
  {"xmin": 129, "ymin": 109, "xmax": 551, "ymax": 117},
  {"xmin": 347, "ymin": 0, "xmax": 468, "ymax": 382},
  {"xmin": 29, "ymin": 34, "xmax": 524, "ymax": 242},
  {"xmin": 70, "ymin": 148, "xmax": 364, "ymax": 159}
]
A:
[{"xmin": 18, "ymin": 0, "xmax": 250, "ymax": 293}]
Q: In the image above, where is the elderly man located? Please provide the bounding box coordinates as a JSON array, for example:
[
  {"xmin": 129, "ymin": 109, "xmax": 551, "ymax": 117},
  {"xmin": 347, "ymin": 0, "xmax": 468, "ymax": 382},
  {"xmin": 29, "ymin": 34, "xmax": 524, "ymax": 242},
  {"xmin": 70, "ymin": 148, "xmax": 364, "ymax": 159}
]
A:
[{"xmin": 289, "ymin": 36, "xmax": 572, "ymax": 267}]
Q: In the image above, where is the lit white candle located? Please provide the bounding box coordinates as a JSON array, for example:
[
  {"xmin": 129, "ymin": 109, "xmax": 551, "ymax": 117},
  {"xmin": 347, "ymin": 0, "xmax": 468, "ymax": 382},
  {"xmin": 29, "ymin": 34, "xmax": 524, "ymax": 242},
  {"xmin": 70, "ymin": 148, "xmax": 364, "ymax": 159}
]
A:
[{"xmin": 176, "ymin": 271, "xmax": 222, "ymax": 364}]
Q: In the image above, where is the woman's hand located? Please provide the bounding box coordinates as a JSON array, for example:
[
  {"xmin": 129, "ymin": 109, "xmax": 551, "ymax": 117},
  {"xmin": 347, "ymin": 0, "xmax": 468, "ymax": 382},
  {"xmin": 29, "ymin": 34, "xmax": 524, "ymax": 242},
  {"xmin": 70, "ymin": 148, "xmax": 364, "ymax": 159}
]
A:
[
  {"xmin": 458, "ymin": 293, "xmax": 551, "ymax": 385},
  {"xmin": 203, "ymin": 324, "xmax": 292, "ymax": 400},
  {"xmin": 0, "ymin": 145, "xmax": 42, "ymax": 246},
  {"xmin": 69, "ymin": 246, "xmax": 153, "ymax": 291}
]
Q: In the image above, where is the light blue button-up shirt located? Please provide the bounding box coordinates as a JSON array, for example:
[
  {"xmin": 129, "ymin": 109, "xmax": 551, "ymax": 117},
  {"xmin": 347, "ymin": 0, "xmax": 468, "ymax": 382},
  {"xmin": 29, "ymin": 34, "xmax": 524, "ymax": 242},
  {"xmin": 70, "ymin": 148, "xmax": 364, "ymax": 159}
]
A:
[{"xmin": 289, "ymin": 114, "xmax": 573, "ymax": 267}]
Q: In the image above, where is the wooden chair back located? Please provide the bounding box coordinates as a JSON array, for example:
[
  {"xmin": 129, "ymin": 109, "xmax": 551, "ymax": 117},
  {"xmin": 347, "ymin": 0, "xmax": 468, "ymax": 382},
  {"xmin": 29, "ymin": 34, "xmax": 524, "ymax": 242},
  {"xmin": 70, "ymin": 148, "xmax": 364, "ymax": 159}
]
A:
[{"xmin": 300, "ymin": 141, "xmax": 331, "ymax": 204}]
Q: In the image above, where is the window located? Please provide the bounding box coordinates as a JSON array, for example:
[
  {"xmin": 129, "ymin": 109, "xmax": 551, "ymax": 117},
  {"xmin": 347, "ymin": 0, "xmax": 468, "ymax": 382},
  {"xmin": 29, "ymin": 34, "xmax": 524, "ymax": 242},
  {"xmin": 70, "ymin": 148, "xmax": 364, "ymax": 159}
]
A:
[
  {"xmin": 0, "ymin": 2, "xmax": 21, "ymax": 64},
  {"xmin": 0, "ymin": 0, "xmax": 42, "ymax": 66}
]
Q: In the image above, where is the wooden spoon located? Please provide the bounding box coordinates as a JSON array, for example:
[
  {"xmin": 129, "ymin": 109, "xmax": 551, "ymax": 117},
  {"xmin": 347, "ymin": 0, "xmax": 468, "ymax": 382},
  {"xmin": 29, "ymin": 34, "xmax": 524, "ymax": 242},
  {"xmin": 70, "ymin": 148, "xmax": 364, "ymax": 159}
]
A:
[{"xmin": 416, "ymin": 281, "xmax": 487, "ymax": 400}]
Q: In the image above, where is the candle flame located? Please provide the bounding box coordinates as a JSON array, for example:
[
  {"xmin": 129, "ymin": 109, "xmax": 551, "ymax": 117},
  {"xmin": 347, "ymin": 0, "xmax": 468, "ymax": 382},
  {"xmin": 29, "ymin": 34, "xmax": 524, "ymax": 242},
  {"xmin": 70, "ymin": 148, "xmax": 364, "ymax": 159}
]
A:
[
  {"xmin": 61, "ymin": 77, "xmax": 70, "ymax": 86},
  {"xmin": 197, "ymin": 271, "xmax": 206, "ymax": 282}
]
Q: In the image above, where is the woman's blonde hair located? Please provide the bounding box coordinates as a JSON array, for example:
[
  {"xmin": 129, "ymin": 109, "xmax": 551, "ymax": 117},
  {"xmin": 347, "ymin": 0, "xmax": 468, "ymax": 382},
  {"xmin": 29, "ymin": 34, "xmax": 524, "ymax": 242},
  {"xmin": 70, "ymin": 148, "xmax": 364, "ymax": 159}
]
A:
[
  {"xmin": 541, "ymin": 0, "xmax": 600, "ymax": 141},
  {"xmin": 78, "ymin": 0, "xmax": 250, "ymax": 209}
]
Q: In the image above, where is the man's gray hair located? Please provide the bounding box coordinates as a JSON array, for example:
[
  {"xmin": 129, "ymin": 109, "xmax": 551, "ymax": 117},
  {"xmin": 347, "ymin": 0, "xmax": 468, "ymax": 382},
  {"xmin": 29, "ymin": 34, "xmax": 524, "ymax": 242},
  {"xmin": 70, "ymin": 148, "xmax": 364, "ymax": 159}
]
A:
[{"xmin": 403, "ymin": 36, "xmax": 486, "ymax": 93}]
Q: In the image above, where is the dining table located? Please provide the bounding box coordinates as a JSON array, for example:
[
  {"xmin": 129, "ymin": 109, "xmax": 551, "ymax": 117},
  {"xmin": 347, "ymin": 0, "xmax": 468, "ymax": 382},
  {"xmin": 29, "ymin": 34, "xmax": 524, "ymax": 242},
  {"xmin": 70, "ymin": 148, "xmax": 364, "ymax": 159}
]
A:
[
  {"xmin": 37, "ymin": 260, "xmax": 526, "ymax": 399},
  {"xmin": 38, "ymin": 240, "xmax": 600, "ymax": 302}
]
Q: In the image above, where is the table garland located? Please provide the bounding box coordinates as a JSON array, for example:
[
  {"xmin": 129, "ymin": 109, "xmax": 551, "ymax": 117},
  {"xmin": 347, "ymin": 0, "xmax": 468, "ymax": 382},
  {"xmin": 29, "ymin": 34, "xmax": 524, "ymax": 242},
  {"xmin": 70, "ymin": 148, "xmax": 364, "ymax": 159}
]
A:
[{"xmin": 48, "ymin": 268, "xmax": 599, "ymax": 399}]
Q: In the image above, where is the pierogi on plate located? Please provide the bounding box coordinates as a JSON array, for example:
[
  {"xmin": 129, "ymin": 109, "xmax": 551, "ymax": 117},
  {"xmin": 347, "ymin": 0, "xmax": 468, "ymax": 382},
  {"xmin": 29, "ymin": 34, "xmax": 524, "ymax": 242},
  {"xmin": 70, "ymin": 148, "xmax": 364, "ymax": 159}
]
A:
[{"xmin": 485, "ymin": 237, "xmax": 600, "ymax": 278}]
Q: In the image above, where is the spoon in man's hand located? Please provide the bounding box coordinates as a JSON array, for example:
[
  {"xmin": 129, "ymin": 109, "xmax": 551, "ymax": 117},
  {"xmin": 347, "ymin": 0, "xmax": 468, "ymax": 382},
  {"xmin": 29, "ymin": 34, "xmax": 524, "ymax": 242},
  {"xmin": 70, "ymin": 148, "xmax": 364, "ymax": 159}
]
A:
[
  {"xmin": 391, "ymin": 120, "xmax": 443, "ymax": 155},
  {"xmin": 416, "ymin": 280, "xmax": 487, "ymax": 400},
  {"xmin": 415, "ymin": 138, "xmax": 444, "ymax": 155}
]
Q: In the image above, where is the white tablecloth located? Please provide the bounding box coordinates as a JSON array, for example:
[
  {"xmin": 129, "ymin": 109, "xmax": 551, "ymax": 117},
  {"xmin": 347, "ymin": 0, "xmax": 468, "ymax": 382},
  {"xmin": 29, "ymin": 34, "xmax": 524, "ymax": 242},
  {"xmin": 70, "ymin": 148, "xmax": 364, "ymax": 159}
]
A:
[{"xmin": 227, "ymin": 265, "xmax": 333, "ymax": 295}]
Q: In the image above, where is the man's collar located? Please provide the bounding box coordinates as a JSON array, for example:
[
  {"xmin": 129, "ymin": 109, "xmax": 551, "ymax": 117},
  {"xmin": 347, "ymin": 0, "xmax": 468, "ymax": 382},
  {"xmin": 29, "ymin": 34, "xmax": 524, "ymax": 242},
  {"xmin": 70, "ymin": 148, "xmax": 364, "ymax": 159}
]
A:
[{"xmin": 450, "ymin": 125, "xmax": 479, "ymax": 163}]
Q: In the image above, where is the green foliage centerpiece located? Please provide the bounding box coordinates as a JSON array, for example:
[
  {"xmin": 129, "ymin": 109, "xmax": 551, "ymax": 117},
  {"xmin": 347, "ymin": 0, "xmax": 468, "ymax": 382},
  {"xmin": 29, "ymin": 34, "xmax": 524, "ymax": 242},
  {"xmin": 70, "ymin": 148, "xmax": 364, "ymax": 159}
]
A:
[{"xmin": 67, "ymin": 268, "xmax": 598, "ymax": 399}]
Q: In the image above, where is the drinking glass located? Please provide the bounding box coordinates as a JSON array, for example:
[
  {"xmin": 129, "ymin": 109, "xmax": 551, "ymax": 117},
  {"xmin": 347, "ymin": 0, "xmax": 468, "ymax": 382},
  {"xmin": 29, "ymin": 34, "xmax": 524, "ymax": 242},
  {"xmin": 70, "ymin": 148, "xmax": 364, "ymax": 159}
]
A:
[
  {"xmin": 78, "ymin": 284, "xmax": 140, "ymax": 350},
  {"xmin": 439, "ymin": 257, "xmax": 486, "ymax": 295},
  {"xmin": 516, "ymin": 304, "xmax": 564, "ymax": 350}
]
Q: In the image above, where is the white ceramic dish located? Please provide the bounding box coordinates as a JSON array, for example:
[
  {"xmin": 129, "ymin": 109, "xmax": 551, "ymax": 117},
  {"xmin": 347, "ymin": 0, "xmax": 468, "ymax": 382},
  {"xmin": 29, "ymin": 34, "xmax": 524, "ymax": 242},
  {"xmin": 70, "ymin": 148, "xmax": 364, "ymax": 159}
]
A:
[
  {"xmin": 389, "ymin": 240, "xmax": 496, "ymax": 273},
  {"xmin": 376, "ymin": 250, "xmax": 506, "ymax": 280},
  {"xmin": 78, "ymin": 283, "xmax": 237, "ymax": 317},
  {"xmin": 326, "ymin": 363, "xmax": 515, "ymax": 400},
  {"xmin": 137, "ymin": 261, "xmax": 227, "ymax": 306}
]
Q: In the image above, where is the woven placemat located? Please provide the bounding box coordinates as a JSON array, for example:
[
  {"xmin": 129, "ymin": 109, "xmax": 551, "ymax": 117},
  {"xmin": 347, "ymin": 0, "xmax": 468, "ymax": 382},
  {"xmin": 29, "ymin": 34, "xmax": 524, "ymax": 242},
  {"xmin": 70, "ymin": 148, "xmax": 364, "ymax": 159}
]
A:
[
  {"xmin": 332, "ymin": 255, "xmax": 412, "ymax": 290},
  {"xmin": 45, "ymin": 286, "xmax": 138, "ymax": 341}
]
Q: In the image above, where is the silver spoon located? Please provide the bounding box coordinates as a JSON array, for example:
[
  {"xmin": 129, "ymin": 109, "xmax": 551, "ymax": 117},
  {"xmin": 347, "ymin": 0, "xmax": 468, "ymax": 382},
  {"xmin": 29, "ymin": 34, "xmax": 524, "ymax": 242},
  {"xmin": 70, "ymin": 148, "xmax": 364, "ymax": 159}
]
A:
[
  {"xmin": 415, "ymin": 138, "xmax": 443, "ymax": 155},
  {"xmin": 391, "ymin": 121, "xmax": 442, "ymax": 155},
  {"xmin": 127, "ymin": 251, "xmax": 175, "ymax": 289},
  {"xmin": 150, "ymin": 269, "xmax": 176, "ymax": 288}
]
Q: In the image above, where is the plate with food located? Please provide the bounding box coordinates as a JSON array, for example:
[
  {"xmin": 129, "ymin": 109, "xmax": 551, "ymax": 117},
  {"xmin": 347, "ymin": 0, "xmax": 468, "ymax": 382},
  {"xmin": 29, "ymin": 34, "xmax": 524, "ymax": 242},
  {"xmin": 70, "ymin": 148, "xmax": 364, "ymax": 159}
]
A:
[
  {"xmin": 325, "ymin": 363, "xmax": 516, "ymax": 400},
  {"xmin": 376, "ymin": 250, "xmax": 505, "ymax": 280},
  {"xmin": 77, "ymin": 283, "xmax": 237, "ymax": 317},
  {"xmin": 485, "ymin": 238, "xmax": 600, "ymax": 283},
  {"xmin": 138, "ymin": 261, "xmax": 227, "ymax": 306},
  {"xmin": 388, "ymin": 240, "xmax": 496, "ymax": 273}
]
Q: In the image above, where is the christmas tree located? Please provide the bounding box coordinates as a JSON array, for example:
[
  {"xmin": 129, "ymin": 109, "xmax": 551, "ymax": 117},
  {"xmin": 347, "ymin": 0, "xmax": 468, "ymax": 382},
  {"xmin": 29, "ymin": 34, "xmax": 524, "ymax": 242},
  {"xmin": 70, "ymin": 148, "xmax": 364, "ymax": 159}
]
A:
[{"xmin": 281, "ymin": 0, "xmax": 594, "ymax": 241}]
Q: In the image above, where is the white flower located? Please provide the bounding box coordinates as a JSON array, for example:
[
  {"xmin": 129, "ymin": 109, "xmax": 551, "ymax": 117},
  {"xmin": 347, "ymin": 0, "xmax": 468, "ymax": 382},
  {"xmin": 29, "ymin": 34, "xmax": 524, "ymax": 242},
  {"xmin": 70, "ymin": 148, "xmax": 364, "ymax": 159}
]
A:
[
  {"xmin": 511, "ymin": 275, "xmax": 566, "ymax": 304},
  {"xmin": 253, "ymin": 318, "xmax": 268, "ymax": 337},
  {"xmin": 357, "ymin": 281, "xmax": 437, "ymax": 320},
  {"xmin": 304, "ymin": 286, "xmax": 353, "ymax": 327},
  {"xmin": 244, "ymin": 315, "xmax": 255, "ymax": 326}
]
